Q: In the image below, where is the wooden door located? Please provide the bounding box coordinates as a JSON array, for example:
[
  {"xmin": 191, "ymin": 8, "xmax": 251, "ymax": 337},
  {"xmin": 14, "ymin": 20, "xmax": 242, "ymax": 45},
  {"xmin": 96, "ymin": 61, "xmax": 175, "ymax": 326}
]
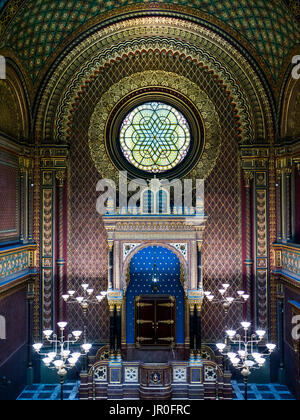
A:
[{"xmin": 135, "ymin": 296, "xmax": 176, "ymax": 348}]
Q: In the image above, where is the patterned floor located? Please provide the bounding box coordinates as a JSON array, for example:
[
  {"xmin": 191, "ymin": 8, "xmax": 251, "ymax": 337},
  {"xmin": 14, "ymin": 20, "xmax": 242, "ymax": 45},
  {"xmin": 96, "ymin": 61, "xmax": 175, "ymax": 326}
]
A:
[
  {"xmin": 232, "ymin": 381, "xmax": 296, "ymax": 400},
  {"xmin": 17, "ymin": 381, "xmax": 296, "ymax": 400},
  {"xmin": 17, "ymin": 381, "xmax": 80, "ymax": 400}
]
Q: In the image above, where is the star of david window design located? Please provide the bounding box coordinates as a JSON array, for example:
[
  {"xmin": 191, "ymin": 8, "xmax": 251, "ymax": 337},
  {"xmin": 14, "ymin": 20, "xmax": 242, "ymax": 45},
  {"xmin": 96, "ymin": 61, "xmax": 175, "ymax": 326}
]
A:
[{"xmin": 120, "ymin": 102, "xmax": 191, "ymax": 173}]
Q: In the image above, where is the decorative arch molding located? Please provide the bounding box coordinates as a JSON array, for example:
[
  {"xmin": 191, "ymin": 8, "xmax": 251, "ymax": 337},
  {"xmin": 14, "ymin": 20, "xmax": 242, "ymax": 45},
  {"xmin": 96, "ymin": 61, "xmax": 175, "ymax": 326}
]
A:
[
  {"xmin": 279, "ymin": 69, "xmax": 300, "ymax": 141},
  {"xmin": 34, "ymin": 16, "xmax": 274, "ymax": 146},
  {"xmin": 88, "ymin": 71, "xmax": 221, "ymax": 181},
  {"xmin": 121, "ymin": 242, "xmax": 189, "ymax": 295},
  {"xmin": 0, "ymin": 59, "xmax": 30, "ymax": 141}
]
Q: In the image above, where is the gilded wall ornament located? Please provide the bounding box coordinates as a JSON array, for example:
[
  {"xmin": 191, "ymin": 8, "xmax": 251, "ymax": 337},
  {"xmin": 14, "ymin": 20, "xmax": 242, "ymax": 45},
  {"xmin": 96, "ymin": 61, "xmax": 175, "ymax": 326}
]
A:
[
  {"xmin": 88, "ymin": 70, "xmax": 221, "ymax": 182},
  {"xmin": 34, "ymin": 17, "xmax": 274, "ymax": 146}
]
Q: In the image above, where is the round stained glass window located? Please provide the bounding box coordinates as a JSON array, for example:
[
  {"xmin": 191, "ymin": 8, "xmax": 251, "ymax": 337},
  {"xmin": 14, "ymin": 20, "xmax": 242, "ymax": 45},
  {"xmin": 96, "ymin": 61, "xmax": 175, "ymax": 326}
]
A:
[{"xmin": 119, "ymin": 102, "xmax": 191, "ymax": 173}]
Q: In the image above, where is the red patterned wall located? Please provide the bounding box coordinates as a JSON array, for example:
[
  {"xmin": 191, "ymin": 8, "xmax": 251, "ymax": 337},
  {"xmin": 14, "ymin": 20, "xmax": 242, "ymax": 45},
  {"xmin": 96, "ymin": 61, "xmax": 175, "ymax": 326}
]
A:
[
  {"xmin": 0, "ymin": 163, "xmax": 18, "ymax": 240},
  {"xmin": 295, "ymin": 170, "xmax": 300, "ymax": 243},
  {"xmin": 67, "ymin": 53, "xmax": 243, "ymax": 342}
]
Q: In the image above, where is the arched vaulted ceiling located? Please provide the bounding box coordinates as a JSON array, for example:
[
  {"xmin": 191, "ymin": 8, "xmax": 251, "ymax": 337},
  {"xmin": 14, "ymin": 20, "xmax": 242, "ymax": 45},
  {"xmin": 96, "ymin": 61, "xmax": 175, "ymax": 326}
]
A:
[{"xmin": 0, "ymin": 0, "xmax": 299, "ymax": 86}]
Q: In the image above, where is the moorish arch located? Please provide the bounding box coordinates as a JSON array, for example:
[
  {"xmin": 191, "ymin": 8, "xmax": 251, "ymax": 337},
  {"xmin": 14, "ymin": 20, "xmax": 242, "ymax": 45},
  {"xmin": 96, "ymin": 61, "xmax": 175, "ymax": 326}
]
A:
[
  {"xmin": 33, "ymin": 15, "xmax": 276, "ymax": 146},
  {"xmin": 1, "ymin": 0, "xmax": 300, "ymax": 401}
]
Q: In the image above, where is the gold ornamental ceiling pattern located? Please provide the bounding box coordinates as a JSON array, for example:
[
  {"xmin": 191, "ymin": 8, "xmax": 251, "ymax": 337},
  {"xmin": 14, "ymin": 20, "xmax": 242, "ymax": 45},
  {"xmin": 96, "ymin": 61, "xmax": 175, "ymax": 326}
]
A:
[
  {"xmin": 35, "ymin": 17, "xmax": 274, "ymax": 148},
  {"xmin": 0, "ymin": 0, "xmax": 299, "ymax": 82}
]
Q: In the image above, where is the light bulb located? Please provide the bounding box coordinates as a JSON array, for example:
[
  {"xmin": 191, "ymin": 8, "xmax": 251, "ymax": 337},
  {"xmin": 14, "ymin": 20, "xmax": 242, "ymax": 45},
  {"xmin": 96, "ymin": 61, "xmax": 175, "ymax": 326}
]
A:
[
  {"xmin": 48, "ymin": 352, "xmax": 56, "ymax": 360},
  {"xmin": 226, "ymin": 297, "xmax": 234, "ymax": 303},
  {"xmin": 227, "ymin": 352, "xmax": 237, "ymax": 360},
  {"xmin": 82, "ymin": 284, "xmax": 89, "ymax": 290},
  {"xmin": 245, "ymin": 360, "xmax": 255, "ymax": 368},
  {"xmin": 42, "ymin": 357, "xmax": 52, "ymax": 366},
  {"xmin": 252, "ymin": 352, "xmax": 261, "ymax": 360},
  {"xmin": 68, "ymin": 358, "xmax": 77, "ymax": 367},
  {"xmin": 87, "ymin": 289, "xmax": 94, "ymax": 295},
  {"xmin": 62, "ymin": 295, "xmax": 70, "ymax": 301},
  {"xmin": 222, "ymin": 284, "xmax": 230, "ymax": 290},
  {"xmin": 207, "ymin": 295, "xmax": 214, "ymax": 301},
  {"xmin": 33, "ymin": 343, "xmax": 43, "ymax": 352},
  {"xmin": 237, "ymin": 291, "xmax": 245, "ymax": 296},
  {"xmin": 256, "ymin": 330, "xmax": 266, "ymax": 338},
  {"xmin": 72, "ymin": 352, "xmax": 81, "ymax": 360},
  {"xmin": 266, "ymin": 343, "xmax": 276, "ymax": 352},
  {"xmin": 57, "ymin": 322, "xmax": 68, "ymax": 329},
  {"xmin": 219, "ymin": 289, "xmax": 226, "ymax": 295},
  {"xmin": 204, "ymin": 291, "xmax": 211, "ymax": 296},
  {"xmin": 242, "ymin": 294, "xmax": 250, "ymax": 301},
  {"xmin": 216, "ymin": 343, "xmax": 226, "ymax": 352},
  {"xmin": 53, "ymin": 360, "xmax": 64, "ymax": 368},
  {"xmin": 76, "ymin": 297, "xmax": 84, "ymax": 303},
  {"xmin": 68, "ymin": 290, "xmax": 75, "ymax": 296},
  {"xmin": 231, "ymin": 358, "xmax": 240, "ymax": 367},
  {"xmin": 96, "ymin": 295, "xmax": 104, "ymax": 302},
  {"xmin": 100, "ymin": 291, "xmax": 108, "ymax": 297},
  {"xmin": 241, "ymin": 322, "xmax": 251, "ymax": 329},
  {"xmin": 238, "ymin": 350, "xmax": 246, "ymax": 357},
  {"xmin": 82, "ymin": 343, "xmax": 92, "ymax": 353},
  {"xmin": 62, "ymin": 350, "xmax": 71, "ymax": 358},
  {"xmin": 226, "ymin": 330, "xmax": 236, "ymax": 338},
  {"xmin": 43, "ymin": 329, "xmax": 53, "ymax": 337},
  {"xmin": 72, "ymin": 330, "xmax": 82, "ymax": 338},
  {"xmin": 257, "ymin": 357, "xmax": 266, "ymax": 366}
]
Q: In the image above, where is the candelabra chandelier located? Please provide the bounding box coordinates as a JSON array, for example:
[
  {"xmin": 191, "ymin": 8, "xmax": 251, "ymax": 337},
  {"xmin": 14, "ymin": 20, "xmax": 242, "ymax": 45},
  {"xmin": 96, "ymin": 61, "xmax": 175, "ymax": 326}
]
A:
[
  {"xmin": 33, "ymin": 322, "xmax": 92, "ymax": 400},
  {"xmin": 216, "ymin": 321, "xmax": 276, "ymax": 400},
  {"xmin": 204, "ymin": 283, "xmax": 249, "ymax": 311},
  {"xmin": 62, "ymin": 284, "xmax": 108, "ymax": 308}
]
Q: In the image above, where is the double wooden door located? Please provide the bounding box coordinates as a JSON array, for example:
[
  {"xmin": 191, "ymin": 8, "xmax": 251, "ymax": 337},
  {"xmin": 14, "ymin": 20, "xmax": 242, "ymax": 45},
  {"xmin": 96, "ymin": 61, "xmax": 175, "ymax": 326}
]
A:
[{"xmin": 135, "ymin": 295, "xmax": 176, "ymax": 348}]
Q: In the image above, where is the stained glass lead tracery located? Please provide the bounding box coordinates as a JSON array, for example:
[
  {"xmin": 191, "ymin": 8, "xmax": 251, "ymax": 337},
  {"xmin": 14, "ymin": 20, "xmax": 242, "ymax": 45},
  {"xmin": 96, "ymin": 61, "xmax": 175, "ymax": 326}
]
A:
[{"xmin": 120, "ymin": 102, "xmax": 191, "ymax": 173}]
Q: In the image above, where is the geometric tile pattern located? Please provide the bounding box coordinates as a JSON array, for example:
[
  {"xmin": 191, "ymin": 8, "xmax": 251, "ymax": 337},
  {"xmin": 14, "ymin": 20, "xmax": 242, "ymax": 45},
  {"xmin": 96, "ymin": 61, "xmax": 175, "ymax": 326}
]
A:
[
  {"xmin": 17, "ymin": 382, "xmax": 80, "ymax": 400},
  {"xmin": 17, "ymin": 381, "xmax": 297, "ymax": 400},
  {"xmin": 125, "ymin": 367, "xmax": 139, "ymax": 383},
  {"xmin": 2, "ymin": 0, "xmax": 300, "ymax": 81},
  {"xmin": 67, "ymin": 51, "xmax": 243, "ymax": 344},
  {"xmin": 232, "ymin": 381, "xmax": 296, "ymax": 400},
  {"xmin": 94, "ymin": 366, "xmax": 107, "ymax": 383},
  {"xmin": 173, "ymin": 367, "xmax": 187, "ymax": 383}
]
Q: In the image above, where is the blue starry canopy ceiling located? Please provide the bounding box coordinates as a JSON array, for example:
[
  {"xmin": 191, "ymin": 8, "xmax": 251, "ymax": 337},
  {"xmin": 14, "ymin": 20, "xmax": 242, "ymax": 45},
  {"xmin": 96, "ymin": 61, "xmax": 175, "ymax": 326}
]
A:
[{"xmin": 126, "ymin": 246, "xmax": 185, "ymax": 344}]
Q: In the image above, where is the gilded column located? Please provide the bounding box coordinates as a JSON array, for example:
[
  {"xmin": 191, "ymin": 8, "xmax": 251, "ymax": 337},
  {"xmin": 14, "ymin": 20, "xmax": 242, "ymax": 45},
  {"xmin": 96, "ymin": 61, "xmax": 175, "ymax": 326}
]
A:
[
  {"xmin": 109, "ymin": 303, "xmax": 116, "ymax": 359},
  {"xmin": 291, "ymin": 165, "xmax": 296, "ymax": 241},
  {"xmin": 285, "ymin": 170, "xmax": 292, "ymax": 242},
  {"xmin": 26, "ymin": 277, "xmax": 35, "ymax": 385},
  {"xmin": 281, "ymin": 169, "xmax": 287, "ymax": 243},
  {"xmin": 28, "ymin": 167, "xmax": 34, "ymax": 242},
  {"xmin": 19, "ymin": 164, "xmax": 26, "ymax": 242},
  {"xmin": 195, "ymin": 303, "xmax": 202, "ymax": 359},
  {"xmin": 189, "ymin": 304, "xmax": 195, "ymax": 360},
  {"xmin": 108, "ymin": 241, "xmax": 114, "ymax": 290},
  {"xmin": 197, "ymin": 242, "xmax": 202, "ymax": 290},
  {"xmin": 243, "ymin": 171, "xmax": 254, "ymax": 320},
  {"xmin": 116, "ymin": 303, "xmax": 122, "ymax": 362},
  {"xmin": 56, "ymin": 170, "xmax": 66, "ymax": 322},
  {"xmin": 276, "ymin": 171, "xmax": 282, "ymax": 242}
]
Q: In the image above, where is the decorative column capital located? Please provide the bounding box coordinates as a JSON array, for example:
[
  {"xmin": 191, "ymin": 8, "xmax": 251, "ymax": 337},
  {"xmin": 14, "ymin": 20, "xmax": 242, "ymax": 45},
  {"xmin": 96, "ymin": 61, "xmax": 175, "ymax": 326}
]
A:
[
  {"xmin": 243, "ymin": 170, "xmax": 254, "ymax": 187},
  {"xmin": 56, "ymin": 170, "xmax": 66, "ymax": 187}
]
